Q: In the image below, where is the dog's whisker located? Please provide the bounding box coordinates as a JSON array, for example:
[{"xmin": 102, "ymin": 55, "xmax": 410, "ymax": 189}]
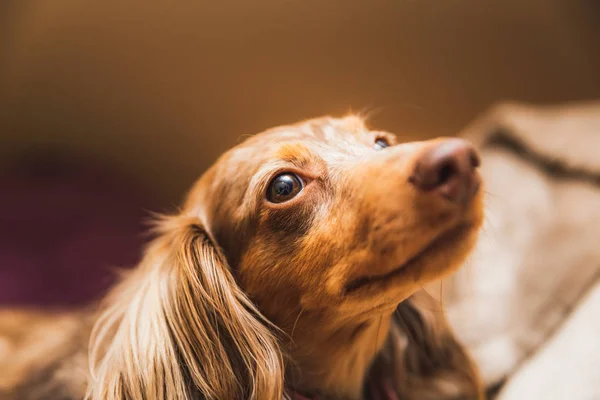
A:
[
  {"xmin": 353, "ymin": 105, "xmax": 387, "ymax": 122},
  {"xmin": 417, "ymin": 284, "xmax": 445, "ymax": 314},
  {"xmin": 289, "ymin": 308, "xmax": 305, "ymax": 346},
  {"xmin": 374, "ymin": 315, "xmax": 384, "ymax": 357}
]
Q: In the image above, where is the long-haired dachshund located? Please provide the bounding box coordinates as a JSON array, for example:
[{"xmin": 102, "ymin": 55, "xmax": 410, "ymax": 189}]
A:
[{"xmin": 0, "ymin": 116, "xmax": 484, "ymax": 400}]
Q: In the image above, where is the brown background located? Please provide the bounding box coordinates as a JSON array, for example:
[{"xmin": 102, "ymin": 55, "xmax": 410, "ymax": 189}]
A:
[{"xmin": 1, "ymin": 0, "xmax": 599, "ymax": 203}]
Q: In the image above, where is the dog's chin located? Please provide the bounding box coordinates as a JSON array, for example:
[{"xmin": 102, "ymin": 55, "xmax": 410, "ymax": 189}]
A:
[{"xmin": 344, "ymin": 221, "xmax": 479, "ymax": 297}]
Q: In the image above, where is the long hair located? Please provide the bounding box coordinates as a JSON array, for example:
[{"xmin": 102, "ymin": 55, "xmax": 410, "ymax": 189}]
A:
[
  {"xmin": 86, "ymin": 215, "xmax": 285, "ymax": 400},
  {"xmin": 373, "ymin": 290, "xmax": 483, "ymax": 400},
  {"xmin": 85, "ymin": 215, "xmax": 480, "ymax": 400}
]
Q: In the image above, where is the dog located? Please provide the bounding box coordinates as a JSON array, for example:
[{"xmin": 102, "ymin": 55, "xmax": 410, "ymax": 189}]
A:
[{"xmin": 0, "ymin": 116, "xmax": 484, "ymax": 400}]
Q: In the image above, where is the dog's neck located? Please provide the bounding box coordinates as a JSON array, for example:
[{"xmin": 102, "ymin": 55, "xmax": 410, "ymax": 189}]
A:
[{"xmin": 285, "ymin": 313, "xmax": 392, "ymax": 399}]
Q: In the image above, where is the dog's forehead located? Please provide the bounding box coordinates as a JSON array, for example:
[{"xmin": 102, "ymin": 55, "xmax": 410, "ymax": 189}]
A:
[
  {"xmin": 262, "ymin": 115, "xmax": 368, "ymax": 143},
  {"xmin": 227, "ymin": 116, "xmax": 371, "ymax": 164}
]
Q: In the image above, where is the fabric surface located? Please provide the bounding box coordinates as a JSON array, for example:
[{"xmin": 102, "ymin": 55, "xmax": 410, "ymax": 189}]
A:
[
  {"xmin": 497, "ymin": 281, "xmax": 600, "ymax": 400},
  {"xmin": 0, "ymin": 153, "xmax": 154, "ymax": 307},
  {"xmin": 439, "ymin": 102, "xmax": 600, "ymax": 397}
]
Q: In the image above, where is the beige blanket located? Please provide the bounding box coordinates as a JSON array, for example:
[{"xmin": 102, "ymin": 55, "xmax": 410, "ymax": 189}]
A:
[{"xmin": 439, "ymin": 102, "xmax": 600, "ymax": 399}]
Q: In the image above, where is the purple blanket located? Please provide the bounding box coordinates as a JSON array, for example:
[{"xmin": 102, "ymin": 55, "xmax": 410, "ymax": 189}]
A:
[{"xmin": 0, "ymin": 154, "xmax": 158, "ymax": 307}]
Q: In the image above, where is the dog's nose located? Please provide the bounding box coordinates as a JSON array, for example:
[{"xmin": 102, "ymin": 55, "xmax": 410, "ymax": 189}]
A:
[{"xmin": 410, "ymin": 139, "xmax": 480, "ymax": 205}]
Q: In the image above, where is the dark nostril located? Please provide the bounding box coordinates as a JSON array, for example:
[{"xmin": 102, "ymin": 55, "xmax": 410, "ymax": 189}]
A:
[
  {"xmin": 436, "ymin": 160, "xmax": 458, "ymax": 187},
  {"xmin": 410, "ymin": 139, "xmax": 481, "ymax": 204}
]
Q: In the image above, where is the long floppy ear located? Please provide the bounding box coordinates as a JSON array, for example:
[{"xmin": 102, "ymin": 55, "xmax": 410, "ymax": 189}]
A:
[
  {"xmin": 87, "ymin": 215, "xmax": 285, "ymax": 400},
  {"xmin": 371, "ymin": 290, "xmax": 483, "ymax": 400}
]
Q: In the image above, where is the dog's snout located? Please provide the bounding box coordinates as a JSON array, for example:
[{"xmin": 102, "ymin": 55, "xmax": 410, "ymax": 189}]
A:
[{"xmin": 410, "ymin": 139, "xmax": 480, "ymax": 205}]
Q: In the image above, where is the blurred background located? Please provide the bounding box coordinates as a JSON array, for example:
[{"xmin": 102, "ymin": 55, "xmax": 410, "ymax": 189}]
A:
[{"xmin": 1, "ymin": 1, "xmax": 599, "ymax": 307}]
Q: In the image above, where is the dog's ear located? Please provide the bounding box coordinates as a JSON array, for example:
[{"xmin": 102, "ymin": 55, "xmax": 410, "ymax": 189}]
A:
[
  {"xmin": 371, "ymin": 290, "xmax": 483, "ymax": 400},
  {"xmin": 87, "ymin": 215, "xmax": 285, "ymax": 400}
]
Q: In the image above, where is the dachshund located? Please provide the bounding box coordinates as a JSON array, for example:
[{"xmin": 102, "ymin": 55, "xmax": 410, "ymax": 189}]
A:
[{"xmin": 0, "ymin": 116, "xmax": 484, "ymax": 400}]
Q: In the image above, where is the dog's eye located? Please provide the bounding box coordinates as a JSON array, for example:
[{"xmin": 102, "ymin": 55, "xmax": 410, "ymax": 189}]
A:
[
  {"xmin": 374, "ymin": 138, "xmax": 390, "ymax": 151},
  {"xmin": 267, "ymin": 173, "xmax": 303, "ymax": 203}
]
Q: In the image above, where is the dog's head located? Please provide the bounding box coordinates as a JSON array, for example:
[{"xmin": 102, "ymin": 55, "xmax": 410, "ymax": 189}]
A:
[
  {"xmin": 89, "ymin": 116, "xmax": 484, "ymax": 400},
  {"xmin": 190, "ymin": 116, "xmax": 482, "ymax": 322}
]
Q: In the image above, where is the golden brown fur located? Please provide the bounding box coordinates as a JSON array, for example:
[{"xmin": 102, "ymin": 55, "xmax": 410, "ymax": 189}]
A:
[{"xmin": 0, "ymin": 116, "xmax": 484, "ymax": 400}]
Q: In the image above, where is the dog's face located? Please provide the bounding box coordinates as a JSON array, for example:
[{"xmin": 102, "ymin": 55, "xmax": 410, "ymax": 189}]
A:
[
  {"xmin": 186, "ymin": 116, "xmax": 484, "ymax": 331},
  {"xmin": 86, "ymin": 116, "xmax": 484, "ymax": 400}
]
